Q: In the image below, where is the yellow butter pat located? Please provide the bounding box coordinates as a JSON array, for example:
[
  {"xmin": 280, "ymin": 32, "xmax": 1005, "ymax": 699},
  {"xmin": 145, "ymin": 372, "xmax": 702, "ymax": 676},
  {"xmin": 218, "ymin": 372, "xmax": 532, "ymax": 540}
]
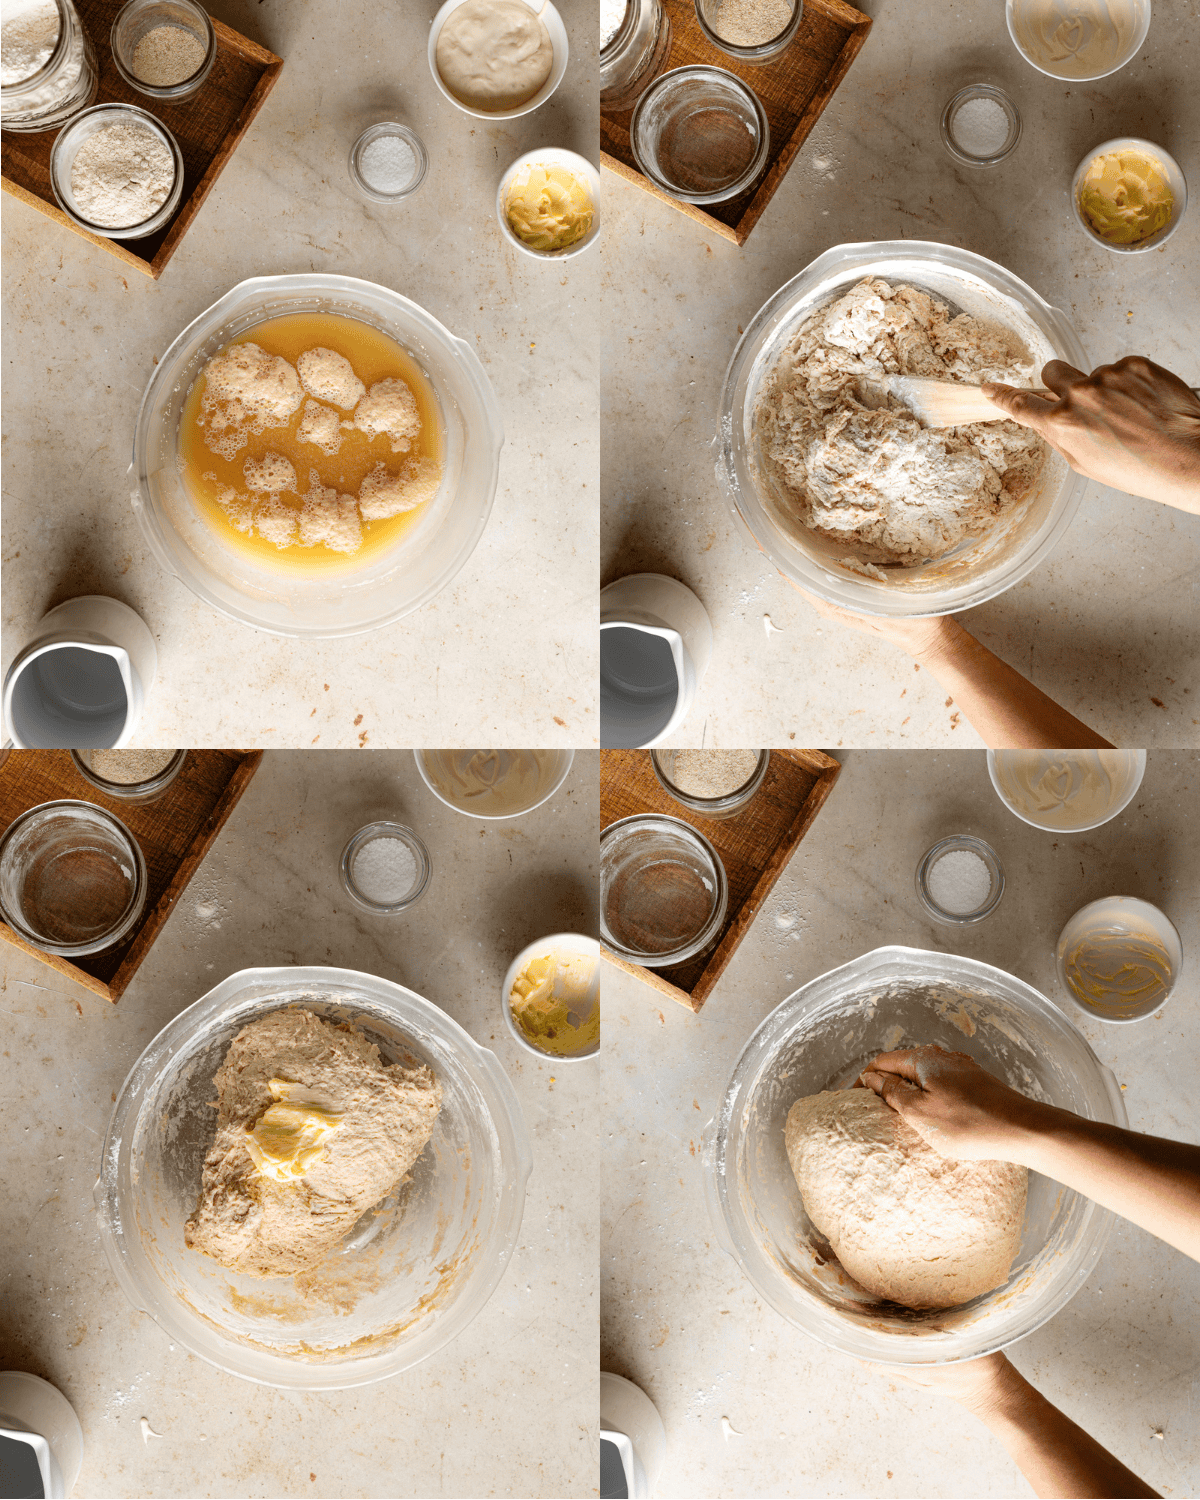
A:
[
  {"xmin": 245, "ymin": 1078, "xmax": 343, "ymax": 1181},
  {"xmin": 505, "ymin": 165, "xmax": 594, "ymax": 252}
]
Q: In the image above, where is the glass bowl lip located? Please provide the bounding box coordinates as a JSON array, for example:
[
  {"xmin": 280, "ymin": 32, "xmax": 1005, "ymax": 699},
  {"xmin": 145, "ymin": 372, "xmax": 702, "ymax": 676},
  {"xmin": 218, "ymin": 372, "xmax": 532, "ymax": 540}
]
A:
[
  {"xmin": 630, "ymin": 64, "xmax": 771, "ymax": 204},
  {"xmin": 600, "ymin": 810, "xmax": 730, "ymax": 964},
  {"xmin": 501, "ymin": 931, "xmax": 600, "ymax": 1062},
  {"xmin": 706, "ymin": 943, "xmax": 1126, "ymax": 1364},
  {"xmin": 601, "ymin": 0, "xmax": 639, "ymax": 59},
  {"xmin": 94, "ymin": 963, "xmax": 534, "ymax": 1389},
  {"xmin": 650, "ymin": 747, "xmax": 770, "ymax": 813},
  {"xmin": 915, "ymin": 833, "xmax": 1005, "ymax": 925},
  {"xmin": 1005, "ymin": 0, "xmax": 1151, "ymax": 80},
  {"xmin": 129, "ymin": 271, "xmax": 505, "ymax": 639},
  {"xmin": 715, "ymin": 238, "xmax": 1092, "ymax": 619},
  {"xmin": 427, "ymin": 0, "xmax": 569, "ymax": 121},
  {"xmin": 986, "ymin": 748, "xmax": 1148, "ymax": 832},
  {"xmin": 940, "ymin": 82, "xmax": 1022, "ymax": 167},
  {"xmin": 495, "ymin": 147, "xmax": 601, "ymax": 262},
  {"xmin": 109, "ymin": 0, "xmax": 217, "ymax": 100},
  {"xmin": 1055, "ymin": 894, "xmax": 1184, "ymax": 1024},
  {"xmin": 0, "ymin": 797, "xmax": 148, "ymax": 955},
  {"xmin": 692, "ymin": 0, "xmax": 804, "ymax": 62},
  {"xmin": 348, "ymin": 121, "xmax": 430, "ymax": 203},
  {"xmin": 70, "ymin": 747, "xmax": 188, "ymax": 799},
  {"xmin": 1069, "ymin": 136, "xmax": 1187, "ymax": 255},
  {"xmin": 49, "ymin": 102, "xmax": 184, "ymax": 238},
  {"xmin": 411, "ymin": 748, "xmax": 575, "ymax": 821},
  {"xmin": 339, "ymin": 821, "xmax": 433, "ymax": 913},
  {"xmin": 0, "ymin": 0, "xmax": 74, "ymax": 97}
]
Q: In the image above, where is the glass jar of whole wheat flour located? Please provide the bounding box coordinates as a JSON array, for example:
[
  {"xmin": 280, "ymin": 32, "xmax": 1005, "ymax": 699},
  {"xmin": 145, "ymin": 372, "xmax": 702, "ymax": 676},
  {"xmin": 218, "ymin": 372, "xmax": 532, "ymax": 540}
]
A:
[{"xmin": 1, "ymin": 0, "xmax": 98, "ymax": 133}]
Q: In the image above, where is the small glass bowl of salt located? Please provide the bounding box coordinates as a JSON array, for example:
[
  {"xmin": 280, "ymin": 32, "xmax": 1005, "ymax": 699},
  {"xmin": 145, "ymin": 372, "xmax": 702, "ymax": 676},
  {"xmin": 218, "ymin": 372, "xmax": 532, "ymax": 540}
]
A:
[
  {"xmin": 915, "ymin": 835, "xmax": 1005, "ymax": 926},
  {"xmin": 940, "ymin": 84, "xmax": 1021, "ymax": 168},
  {"xmin": 340, "ymin": 822, "xmax": 432, "ymax": 914},
  {"xmin": 348, "ymin": 123, "xmax": 428, "ymax": 204}
]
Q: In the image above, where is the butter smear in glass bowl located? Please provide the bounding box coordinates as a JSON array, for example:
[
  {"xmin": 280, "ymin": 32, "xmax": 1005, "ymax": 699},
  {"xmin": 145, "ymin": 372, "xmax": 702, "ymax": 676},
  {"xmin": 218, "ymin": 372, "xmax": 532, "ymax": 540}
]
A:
[{"xmin": 1072, "ymin": 137, "xmax": 1186, "ymax": 253}]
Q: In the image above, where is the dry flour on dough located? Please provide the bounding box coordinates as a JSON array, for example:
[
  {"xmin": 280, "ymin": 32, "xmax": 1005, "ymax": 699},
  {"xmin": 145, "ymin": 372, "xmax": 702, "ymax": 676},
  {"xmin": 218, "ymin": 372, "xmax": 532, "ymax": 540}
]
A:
[{"xmin": 785, "ymin": 1087, "xmax": 1027, "ymax": 1309}]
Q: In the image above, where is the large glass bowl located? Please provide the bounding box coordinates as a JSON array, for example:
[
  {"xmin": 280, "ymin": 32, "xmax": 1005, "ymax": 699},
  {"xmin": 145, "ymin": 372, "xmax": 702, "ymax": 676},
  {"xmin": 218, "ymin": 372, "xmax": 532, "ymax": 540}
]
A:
[
  {"xmin": 716, "ymin": 241, "xmax": 1091, "ymax": 617},
  {"xmin": 94, "ymin": 966, "xmax": 531, "ymax": 1388},
  {"xmin": 130, "ymin": 275, "xmax": 504, "ymax": 637},
  {"xmin": 702, "ymin": 946, "xmax": 1125, "ymax": 1364}
]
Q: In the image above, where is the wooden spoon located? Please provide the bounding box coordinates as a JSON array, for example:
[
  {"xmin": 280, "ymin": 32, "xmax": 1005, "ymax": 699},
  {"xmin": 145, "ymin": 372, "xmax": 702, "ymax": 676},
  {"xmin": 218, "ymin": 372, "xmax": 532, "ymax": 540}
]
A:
[{"xmin": 882, "ymin": 375, "xmax": 1048, "ymax": 428}]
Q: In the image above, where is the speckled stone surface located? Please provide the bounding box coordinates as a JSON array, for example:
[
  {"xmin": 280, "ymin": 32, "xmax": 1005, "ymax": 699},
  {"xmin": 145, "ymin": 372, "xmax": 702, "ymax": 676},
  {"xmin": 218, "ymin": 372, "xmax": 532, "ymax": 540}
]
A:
[
  {"xmin": 601, "ymin": 0, "xmax": 1200, "ymax": 748},
  {"xmin": 2, "ymin": 0, "xmax": 598, "ymax": 748},
  {"xmin": 601, "ymin": 748, "xmax": 1199, "ymax": 1497},
  {"xmin": 0, "ymin": 749, "xmax": 598, "ymax": 1498}
]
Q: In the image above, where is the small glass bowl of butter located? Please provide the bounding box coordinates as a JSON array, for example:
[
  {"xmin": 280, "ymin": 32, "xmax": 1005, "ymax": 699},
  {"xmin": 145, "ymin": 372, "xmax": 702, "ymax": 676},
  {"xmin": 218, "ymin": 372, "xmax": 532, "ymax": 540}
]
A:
[
  {"xmin": 496, "ymin": 147, "xmax": 600, "ymax": 261},
  {"xmin": 1071, "ymin": 137, "xmax": 1187, "ymax": 254}
]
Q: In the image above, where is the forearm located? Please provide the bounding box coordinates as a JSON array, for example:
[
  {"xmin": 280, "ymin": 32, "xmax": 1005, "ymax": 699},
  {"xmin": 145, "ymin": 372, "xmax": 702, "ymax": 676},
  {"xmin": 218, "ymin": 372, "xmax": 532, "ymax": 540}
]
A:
[
  {"xmin": 1011, "ymin": 1106, "xmax": 1200, "ymax": 1262},
  {"xmin": 914, "ymin": 618, "xmax": 1113, "ymax": 749},
  {"xmin": 968, "ymin": 1359, "xmax": 1158, "ymax": 1499}
]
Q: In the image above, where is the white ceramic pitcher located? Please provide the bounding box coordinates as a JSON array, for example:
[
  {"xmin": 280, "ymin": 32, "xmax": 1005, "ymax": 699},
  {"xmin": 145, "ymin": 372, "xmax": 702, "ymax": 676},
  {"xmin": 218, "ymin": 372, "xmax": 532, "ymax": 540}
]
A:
[
  {"xmin": 0, "ymin": 1372, "xmax": 84, "ymax": 1498},
  {"xmin": 599, "ymin": 574, "xmax": 713, "ymax": 748},
  {"xmin": 2, "ymin": 597, "xmax": 157, "ymax": 749}
]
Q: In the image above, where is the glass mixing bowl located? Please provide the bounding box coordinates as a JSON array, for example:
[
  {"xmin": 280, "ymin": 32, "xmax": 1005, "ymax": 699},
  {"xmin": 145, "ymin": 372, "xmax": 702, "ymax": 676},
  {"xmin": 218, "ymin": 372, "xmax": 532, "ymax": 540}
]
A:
[
  {"xmin": 702, "ymin": 945, "xmax": 1125, "ymax": 1364},
  {"xmin": 95, "ymin": 966, "xmax": 531, "ymax": 1388},
  {"xmin": 130, "ymin": 275, "xmax": 504, "ymax": 637},
  {"xmin": 716, "ymin": 241, "xmax": 1091, "ymax": 617}
]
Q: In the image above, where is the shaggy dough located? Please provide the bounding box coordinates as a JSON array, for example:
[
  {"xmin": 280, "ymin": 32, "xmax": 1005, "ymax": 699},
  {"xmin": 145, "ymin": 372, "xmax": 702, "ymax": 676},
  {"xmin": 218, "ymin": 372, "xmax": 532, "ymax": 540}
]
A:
[
  {"xmin": 785, "ymin": 1087, "xmax": 1027, "ymax": 1309},
  {"xmin": 185, "ymin": 1009, "xmax": 442, "ymax": 1279},
  {"xmin": 755, "ymin": 278, "xmax": 1047, "ymax": 568}
]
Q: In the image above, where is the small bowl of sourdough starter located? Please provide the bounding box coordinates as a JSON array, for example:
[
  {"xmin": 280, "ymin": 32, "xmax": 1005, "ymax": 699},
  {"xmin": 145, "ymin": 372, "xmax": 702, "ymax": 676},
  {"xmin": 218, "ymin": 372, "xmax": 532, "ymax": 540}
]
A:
[
  {"xmin": 49, "ymin": 101, "xmax": 183, "ymax": 239},
  {"xmin": 703, "ymin": 946, "xmax": 1126, "ymax": 1363},
  {"xmin": 414, "ymin": 748, "xmax": 573, "ymax": 820},
  {"xmin": 95, "ymin": 966, "xmax": 532, "ymax": 1387},
  {"xmin": 1006, "ymin": 0, "xmax": 1150, "ymax": 81},
  {"xmin": 717, "ymin": 240, "xmax": 1091, "ymax": 618},
  {"xmin": 651, "ymin": 747, "xmax": 769, "ymax": 819},
  {"xmin": 131, "ymin": 274, "xmax": 503, "ymax": 638},
  {"xmin": 1056, "ymin": 895, "xmax": 1182, "ymax": 1023},
  {"xmin": 428, "ymin": 0, "xmax": 568, "ymax": 121},
  {"xmin": 988, "ymin": 749, "xmax": 1146, "ymax": 831}
]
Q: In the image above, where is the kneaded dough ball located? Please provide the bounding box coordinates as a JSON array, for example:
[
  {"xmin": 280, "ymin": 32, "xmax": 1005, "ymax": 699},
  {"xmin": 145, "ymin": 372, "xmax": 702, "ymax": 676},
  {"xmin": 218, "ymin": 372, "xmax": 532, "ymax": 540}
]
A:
[
  {"xmin": 351, "ymin": 377, "xmax": 421, "ymax": 453},
  {"xmin": 357, "ymin": 457, "xmax": 440, "ymax": 520},
  {"xmin": 299, "ymin": 476, "xmax": 363, "ymax": 554},
  {"xmin": 296, "ymin": 347, "xmax": 366, "ymax": 410},
  {"xmin": 785, "ymin": 1088, "xmax": 1027, "ymax": 1310},
  {"xmin": 199, "ymin": 341, "xmax": 304, "ymax": 459},
  {"xmin": 296, "ymin": 398, "xmax": 343, "ymax": 455},
  {"xmin": 243, "ymin": 451, "xmax": 297, "ymax": 493}
]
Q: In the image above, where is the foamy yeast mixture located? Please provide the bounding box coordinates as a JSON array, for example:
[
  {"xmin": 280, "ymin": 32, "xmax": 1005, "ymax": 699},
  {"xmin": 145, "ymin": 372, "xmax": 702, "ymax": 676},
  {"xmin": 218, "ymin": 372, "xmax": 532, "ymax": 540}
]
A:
[
  {"xmin": 755, "ymin": 278, "xmax": 1047, "ymax": 573},
  {"xmin": 180, "ymin": 313, "xmax": 443, "ymax": 573}
]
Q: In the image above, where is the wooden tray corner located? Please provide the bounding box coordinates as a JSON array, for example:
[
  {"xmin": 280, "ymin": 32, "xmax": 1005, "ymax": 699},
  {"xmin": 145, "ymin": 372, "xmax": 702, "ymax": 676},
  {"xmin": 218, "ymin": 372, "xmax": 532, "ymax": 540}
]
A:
[
  {"xmin": 602, "ymin": 0, "xmax": 871, "ymax": 246},
  {"xmin": 600, "ymin": 747, "xmax": 840, "ymax": 1010}
]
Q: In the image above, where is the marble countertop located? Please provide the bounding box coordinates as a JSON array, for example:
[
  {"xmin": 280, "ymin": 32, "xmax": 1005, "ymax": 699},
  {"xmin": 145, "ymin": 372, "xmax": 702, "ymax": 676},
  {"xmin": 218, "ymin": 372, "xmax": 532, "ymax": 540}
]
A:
[
  {"xmin": 601, "ymin": 748, "xmax": 1199, "ymax": 1497},
  {"xmin": 601, "ymin": 0, "xmax": 1200, "ymax": 748},
  {"xmin": 0, "ymin": 749, "xmax": 599, "ymax": 1498},
  {"xmin": 1, "ymin": 0, "xmax": 598, "ymax": 748}
]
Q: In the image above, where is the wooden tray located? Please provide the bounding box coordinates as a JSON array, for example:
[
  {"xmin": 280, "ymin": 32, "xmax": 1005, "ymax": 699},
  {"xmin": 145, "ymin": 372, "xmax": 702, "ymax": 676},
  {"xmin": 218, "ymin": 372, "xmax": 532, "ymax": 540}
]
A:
[
  {"xmin": 0, "ymin": 749, "xmax": 261, "ymax": 1001},
  {"xmin": 601, "ymin": 0, "xmax": 870, "ymax": 245},
  {"xmin": 600, "ymin": 748, "xmax": 840, "ymax": 1010},
  {"xmin": 1, "ymin": 2, "xmax": 282, "ymax": 278}
]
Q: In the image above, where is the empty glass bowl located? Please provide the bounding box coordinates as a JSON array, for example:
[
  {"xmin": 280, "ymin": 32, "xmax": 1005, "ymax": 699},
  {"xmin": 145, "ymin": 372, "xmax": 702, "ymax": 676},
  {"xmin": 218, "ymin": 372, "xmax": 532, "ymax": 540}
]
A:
[
  {"xmin": 0, "ymin": 800, "xmax": 147, "ymax": 955},
  {"xmin": 601, "ymin": 813, "xmax": 728, "ymax": 967},
  {"xmin": 630, "ymin": 66, "xmax": 770, "ymax": 204}
]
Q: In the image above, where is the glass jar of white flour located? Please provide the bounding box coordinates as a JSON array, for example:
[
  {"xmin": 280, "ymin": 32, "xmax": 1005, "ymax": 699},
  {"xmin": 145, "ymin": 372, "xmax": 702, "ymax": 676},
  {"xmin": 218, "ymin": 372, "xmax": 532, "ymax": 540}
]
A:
[{"xmin": 0, "ymin": 0, "xmax": 98, "ymax": 133}]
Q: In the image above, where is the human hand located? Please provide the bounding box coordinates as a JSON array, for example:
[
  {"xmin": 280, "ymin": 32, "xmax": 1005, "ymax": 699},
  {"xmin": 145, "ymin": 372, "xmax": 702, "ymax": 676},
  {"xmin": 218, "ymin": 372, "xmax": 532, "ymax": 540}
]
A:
[
  {"xmin": 858, "ymin": 1045, "xmax": 1045, "ymax": 1162},
  {"xmin": 787, "ymin": 583, "xmax": 949, "ymax": 658},
  {"xmin": 860, "ymin": 1351, "xmax": 1013, "ymax": 1415},
  {"xmin": 982, "ymin": 356, "xmax": 1200, "ymax": 511}
]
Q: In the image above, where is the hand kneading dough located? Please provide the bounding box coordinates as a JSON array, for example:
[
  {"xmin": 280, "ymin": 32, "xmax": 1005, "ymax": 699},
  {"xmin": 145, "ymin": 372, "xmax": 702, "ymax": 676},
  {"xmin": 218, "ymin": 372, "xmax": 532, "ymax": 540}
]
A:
[
  {"xmin": 785, "ymin": 1088, "xmax": 1027, "ymax": 1310},
  {"xmin": 186, "ymin": 1008, "xmax": 442, "ymax": 1279}
]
